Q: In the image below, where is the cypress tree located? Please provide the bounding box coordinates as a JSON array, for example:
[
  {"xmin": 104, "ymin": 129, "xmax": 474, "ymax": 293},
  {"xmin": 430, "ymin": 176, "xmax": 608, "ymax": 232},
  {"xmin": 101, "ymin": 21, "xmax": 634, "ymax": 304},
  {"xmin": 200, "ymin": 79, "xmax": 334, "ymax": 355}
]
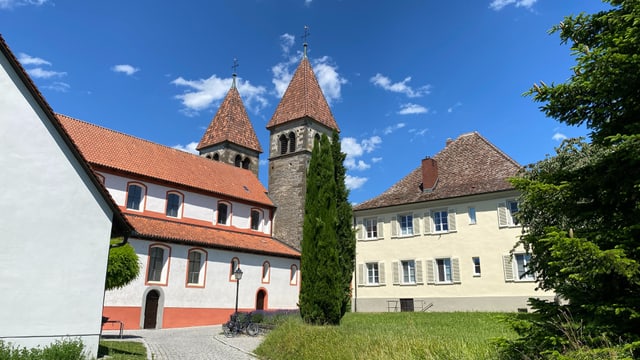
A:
[
  {"xmin": 332, "ymin": 130, "xmax": 355, "ymax": 317},
  {"xmin": 299, "ymin": 134, "xmax": 341, "ymax": 325}
]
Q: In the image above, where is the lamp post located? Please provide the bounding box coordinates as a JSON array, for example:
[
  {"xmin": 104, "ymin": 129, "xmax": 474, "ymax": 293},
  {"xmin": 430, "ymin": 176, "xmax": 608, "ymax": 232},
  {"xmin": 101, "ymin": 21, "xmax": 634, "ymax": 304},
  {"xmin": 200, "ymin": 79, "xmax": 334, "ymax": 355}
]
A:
[{"xmin": 233, "ymin": 267, "xmax": 243, "ymax": 318}]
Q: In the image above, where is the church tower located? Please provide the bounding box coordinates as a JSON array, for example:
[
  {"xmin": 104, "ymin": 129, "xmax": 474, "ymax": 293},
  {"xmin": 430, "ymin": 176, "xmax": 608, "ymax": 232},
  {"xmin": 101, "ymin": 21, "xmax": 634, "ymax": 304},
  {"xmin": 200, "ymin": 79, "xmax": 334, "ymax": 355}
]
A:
[
  {"xmin": 197, "ymin": 65, "xmax": 262, "ymax": 176},
  {"xmin": 267, "ymin": 41, "xmax": 340, "ymax": 250}
]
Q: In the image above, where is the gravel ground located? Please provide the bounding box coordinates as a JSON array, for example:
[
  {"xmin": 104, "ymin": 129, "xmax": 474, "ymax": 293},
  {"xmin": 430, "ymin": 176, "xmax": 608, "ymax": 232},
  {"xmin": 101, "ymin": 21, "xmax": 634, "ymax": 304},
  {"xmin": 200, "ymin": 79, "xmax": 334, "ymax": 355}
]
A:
[{"xmin": 101, "ymin": 325, "xmax": 264, "ymax": 360}]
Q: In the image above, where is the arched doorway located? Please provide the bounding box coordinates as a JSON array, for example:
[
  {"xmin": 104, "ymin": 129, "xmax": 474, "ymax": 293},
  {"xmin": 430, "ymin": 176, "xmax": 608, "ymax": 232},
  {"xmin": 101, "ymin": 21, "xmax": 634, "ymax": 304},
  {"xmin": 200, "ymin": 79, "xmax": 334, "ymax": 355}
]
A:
[
  {"xmin": 256, "ymin": 289, "xmax": 267, "ymax": 310},
  {"xmin": 143, "ymin": 290, "xmax": 160, "ymax": 329}
]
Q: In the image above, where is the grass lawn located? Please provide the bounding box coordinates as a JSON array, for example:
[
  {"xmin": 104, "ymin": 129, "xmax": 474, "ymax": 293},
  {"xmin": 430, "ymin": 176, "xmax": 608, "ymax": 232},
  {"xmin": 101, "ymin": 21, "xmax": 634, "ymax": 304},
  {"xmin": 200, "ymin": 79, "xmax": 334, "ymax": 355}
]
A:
[
  {"xmin": 98, "ymin": 340, "xmax": 146, "ymax": 359},
  {"xmin": 254, "ymin": 312, "xmax": 515, "ymax": 360}
]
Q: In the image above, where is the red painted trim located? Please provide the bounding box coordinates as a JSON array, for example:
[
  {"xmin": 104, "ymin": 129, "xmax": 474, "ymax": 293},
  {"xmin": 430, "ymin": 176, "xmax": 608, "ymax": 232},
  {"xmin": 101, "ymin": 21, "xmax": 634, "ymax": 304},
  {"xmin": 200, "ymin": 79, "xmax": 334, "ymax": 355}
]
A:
[
  {"xmin": 125, "ymin": 181, "xmax": 147, "ymax": 212},
  {"xmin": 261, "ymin": 261, "xmax": 271, "ymax": 284},
  {"xmin": 229, "ymin": 257, "xmax": 240, "ymax": 282},
  {"xmin": 185, "ymin": 247, "xmax": 208, "ymax": 288},
  {"xmin": 145, "ymin": 243, "xmax": 172, "ymax": 286},
  {"xmin": 165, "ymin": 190, "xmax": 185, "ymax": 219},
  {"xmin": 255, "ymin": 287, "xmax": 269, "ymax": 310},
  {"xmin": 102, "ymin": 306, "xmax": 141, "ymax": 330}
]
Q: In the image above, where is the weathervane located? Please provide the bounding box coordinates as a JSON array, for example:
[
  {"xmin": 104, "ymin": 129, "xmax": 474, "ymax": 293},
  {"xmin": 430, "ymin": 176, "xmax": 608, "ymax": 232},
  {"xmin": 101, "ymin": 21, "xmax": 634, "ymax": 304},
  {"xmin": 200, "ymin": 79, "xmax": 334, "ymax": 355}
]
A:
[
  {"xmin": 231, "ymin": 58, "xmax": 239, "ymax": 88},
  {"xmin": 302, "ymin": 25, "xmax": 310, "ymax": 58}
]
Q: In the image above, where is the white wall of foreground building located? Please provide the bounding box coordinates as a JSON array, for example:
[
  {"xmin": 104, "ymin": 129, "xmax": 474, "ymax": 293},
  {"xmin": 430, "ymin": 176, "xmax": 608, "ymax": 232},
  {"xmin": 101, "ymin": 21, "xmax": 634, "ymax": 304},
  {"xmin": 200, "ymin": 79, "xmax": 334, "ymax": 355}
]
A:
[
  {"xmin": 353, "ymin": 191, "xmax": 554, "ymax": 313},
  {"xmin": 103, "ymin": 238, "xmax": 300, "ymax": 329},
  {"xmin": 0, "ymin": 49, "xmax": 114, "ymax": 359}
]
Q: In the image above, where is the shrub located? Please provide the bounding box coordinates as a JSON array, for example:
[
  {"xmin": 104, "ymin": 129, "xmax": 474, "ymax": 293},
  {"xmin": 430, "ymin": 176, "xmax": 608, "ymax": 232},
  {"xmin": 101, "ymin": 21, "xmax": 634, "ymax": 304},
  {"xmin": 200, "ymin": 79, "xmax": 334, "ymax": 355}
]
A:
[{"xmin": 0, "ymin": 338, "xmax": 86, "ymax": 360}]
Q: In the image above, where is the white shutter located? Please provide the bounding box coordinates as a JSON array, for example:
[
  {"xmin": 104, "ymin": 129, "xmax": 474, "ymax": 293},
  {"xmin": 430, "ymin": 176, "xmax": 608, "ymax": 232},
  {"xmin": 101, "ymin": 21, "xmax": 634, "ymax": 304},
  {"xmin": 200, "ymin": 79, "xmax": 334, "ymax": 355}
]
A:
[
  {"xmin": 391, "ymin": 216, "xmax": 398, "ymax": 237},
  {"xmin": 379, "ymin": 262, "xmax": 386, "ymax": 285},
  {"xmin": 377, "ymin": 218, "xmax": 384, "ymax": 239},
  {"xmin": 448, "ymin": 208, "xmax": 457, "ymax": 232},
  {"xmin": 452, "ymin": 258, "xmax": 461, "ymax": 283},
  {"xmin": 412, "ymin": 214, "xmax": 420, "ymax": 235},
  {"xmin": 426, "ymin": 259, "xmax": 435, "ymax": 284},
  {"xmin": 503, "ymin": 255, "xmax": 514, "ymax": 281},
  {"xmin": 357, "ymin": 264, "xmax": 365, "ymax": 285},
  {"xmin": 498, "ymin": 202, "xmax": 508, "ymax": 228},
  {"xmin": 416, "ymin": 259, "xmax": 424, "ymax": 284},
  {"xmin": 356, "ymin": 219, "xmax": 364, "ymax": 240},
  {"xmin": 424, "ymin": 211, "xmax": 432, "ymax": 234},
  {"xmin": 392, "ymin": 261, "xmax": 399, "ymax": 284}
]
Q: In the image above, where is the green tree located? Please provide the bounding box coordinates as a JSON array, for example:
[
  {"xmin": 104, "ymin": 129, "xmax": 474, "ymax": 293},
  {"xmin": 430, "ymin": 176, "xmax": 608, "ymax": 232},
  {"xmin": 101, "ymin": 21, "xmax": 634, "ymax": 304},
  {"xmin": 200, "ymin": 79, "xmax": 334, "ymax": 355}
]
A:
[
  {"xmin": 332, "ymin": 130, "xmax": 356, "ymax": 318},
  {"xmin": 105, "ymin": 239, "xmax": 140, "ymax": 291},
  {"xmin": 299, "ymin": 134, "xmax": 342, "ymax": 325},
  {"xmin": 500, "ymin": 0, "xmax": 640, "ymax": 357}
]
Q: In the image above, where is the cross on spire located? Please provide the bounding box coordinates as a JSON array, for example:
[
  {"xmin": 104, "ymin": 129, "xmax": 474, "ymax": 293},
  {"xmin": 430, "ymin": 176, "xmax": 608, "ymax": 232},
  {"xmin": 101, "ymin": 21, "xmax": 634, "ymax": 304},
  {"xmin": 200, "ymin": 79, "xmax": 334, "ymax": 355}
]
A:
[
  {"xmin": 231, "ymin": 58, "xmax": 239, "ymax": 88},
  {"xmin": 302, "ymin": 25, "xmax": 310, "ymax": 58}
]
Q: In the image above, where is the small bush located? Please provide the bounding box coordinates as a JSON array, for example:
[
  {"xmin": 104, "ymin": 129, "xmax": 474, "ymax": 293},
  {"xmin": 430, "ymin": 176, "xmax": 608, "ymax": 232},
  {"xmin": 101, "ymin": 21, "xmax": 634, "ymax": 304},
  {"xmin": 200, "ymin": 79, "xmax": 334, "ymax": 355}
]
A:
[{"xmin": 0, "ymin": 338, "xmax": 86, "ymax": 360}]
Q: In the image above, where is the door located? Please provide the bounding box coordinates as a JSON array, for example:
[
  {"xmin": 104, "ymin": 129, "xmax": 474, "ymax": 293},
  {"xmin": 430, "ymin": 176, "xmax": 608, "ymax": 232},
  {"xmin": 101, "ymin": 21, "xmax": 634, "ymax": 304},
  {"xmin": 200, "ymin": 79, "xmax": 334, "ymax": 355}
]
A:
[
  {"xmin": 256, "ymin": 289, "xmax": 266, "ymax": 310},
  {"xmin": 144, "ymin": 290, "xmax": 160, "ymax": 329}
]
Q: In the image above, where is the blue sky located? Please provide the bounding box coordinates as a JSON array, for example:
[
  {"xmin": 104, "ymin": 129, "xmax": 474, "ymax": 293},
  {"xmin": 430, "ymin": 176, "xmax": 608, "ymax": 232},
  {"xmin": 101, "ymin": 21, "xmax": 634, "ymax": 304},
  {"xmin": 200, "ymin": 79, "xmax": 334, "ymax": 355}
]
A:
[{"xmin": 1, "ymin": 0, "xmax": 610, "ymax": 204}]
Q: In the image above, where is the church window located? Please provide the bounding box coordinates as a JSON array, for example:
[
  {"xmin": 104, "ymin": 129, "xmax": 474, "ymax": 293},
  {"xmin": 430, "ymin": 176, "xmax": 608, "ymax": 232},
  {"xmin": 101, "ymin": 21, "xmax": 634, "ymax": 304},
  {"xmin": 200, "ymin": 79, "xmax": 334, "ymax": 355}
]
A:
[
  {"xmin": 217, "ymin": 202, "xmax": 230, "ymax": 225},
  {"xmin": 234, "ymin": 155, "xmax": 242, "ymax": 167},
  {"xmin": 290, "ymin": 264, "xmax": 298, "ymax": 286},
  {"xmin": 213, "ymin": 153, "xmax": 220, "ymax": 161},
  {"xmin": 289, "ymin": 132, "xmax": 296, "ymax": 153},
  {"xmin": 146, "ymin": 244, "xmax": 170, "ymax": 285},
  {"xmin": 279, "ymin": 134, "xmax": 288, "ymax": 155},
  {"xmin": 251, "ymin": 209, "xmax": 262, "ymax": 231},
  {"xmin": 165, "ymin": 192, "xmax": 182, "ymax": 218},
  {"xmin": 186, "ymin": 249, "xmax": 206, "ymax": 286},
  {"xmin": 242, "ymin": 157, "xmax": 250, "ymax": 169},
  {"xmin": 229, "ymin": 257, "xmax": 240, "ymax": 281},
  {"xmin": 262, "ymin": 261, "xmax": 270, "ymax": 284},
  {"xmin": 126, "ymin": 183, "xmax": 145, "ymax": 211}
]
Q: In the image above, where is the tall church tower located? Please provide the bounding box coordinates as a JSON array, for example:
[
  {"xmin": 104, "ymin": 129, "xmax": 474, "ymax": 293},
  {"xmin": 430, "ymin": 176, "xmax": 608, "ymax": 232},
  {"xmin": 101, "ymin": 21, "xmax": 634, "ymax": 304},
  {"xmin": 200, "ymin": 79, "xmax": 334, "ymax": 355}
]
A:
[
  {"xmin": 267, "ymin": 42, "xmax": 340, "ymax": 250},
  {"xmin": 197, "ymin": 67, "xmax": 262, "ymax": 177}
]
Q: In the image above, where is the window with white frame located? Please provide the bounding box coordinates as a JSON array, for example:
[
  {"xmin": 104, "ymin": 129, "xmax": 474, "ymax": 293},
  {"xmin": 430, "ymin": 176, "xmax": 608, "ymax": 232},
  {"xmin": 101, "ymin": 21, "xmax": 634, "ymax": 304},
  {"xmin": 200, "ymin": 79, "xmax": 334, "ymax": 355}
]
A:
[
  {"xmin": 424, "ymin": 209, "xmax": 457, "ymax": 234},
  {"xmin": 498, "ymin": 200, "xmax": 519, "ymax": 227},
  {"xmin": 367, "ymin": 263, "xmax": 379, "ymax": 285},
  {"xmin": 187, "ymin": 249, "xmax": 205, "ymax": 286},
  {"xmin": 503, "ymin": 253, "xmax": 535, "ymax": 282},
  {"xmin": 290, "ymin": 264, "xmax": 298, "ymax": 285},
  {"xmin": 468, "ymin": 207, "xmax": 477, "ymax": 225},
  {"xmin": 166, "ymin": 192, "xmax": 182, "ymax": 218},
  {"xmin": 364, "ymin": 218, "xmax": 378, "ymax": 239},
  {"xmin": 433, "ymin": 210, "xmax": 449, "ymax": 232},
  {"xmin": 399, "ymin": 214, "xmax": 413, "ymax": 236},
  {"xmin": 262, "ymin": 261, "xmax": 270, "ymax": 284},
  {"xmin": 402, "ymin": 260, "xmax": 416, "ymax": 284},
  {"xmin": 126, "ymin": 183, "xmax": 144, "ymax": 211},
  {"xmin": 472, "ymin": 256, "xmax": 481, "ymax": 276},
  {"xmin": 436, "ymin": 258, "xmax": 452, "ymax": 283},
  {"xmin": 218, "ymin": 202, "xmax": 229, "ymax": 225},
  {"xmin": 147, "ymin": 245, "xmax": 170, "ymax": 284},
  {"xmin": 426, "ymin": 258, "xmax": 461, "ymax": 285},
  {"xmin": 251, "ymin": 209, "xmax": 261, "ymax": 231}
]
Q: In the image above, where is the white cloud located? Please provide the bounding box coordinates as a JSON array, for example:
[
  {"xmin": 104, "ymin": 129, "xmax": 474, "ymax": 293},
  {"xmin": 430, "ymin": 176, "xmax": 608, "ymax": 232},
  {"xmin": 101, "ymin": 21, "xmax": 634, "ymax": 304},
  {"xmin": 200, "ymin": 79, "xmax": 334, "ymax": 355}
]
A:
[
  {"xmin": 341, "ymin": 136, "xmax": 381, "ymax": 171},
  {"xmin": 371, "ymin": 157, "xmax": 382, "ymax": 163},
  {"xmin": 27, "ymin": 67, "xmax": 67, "ymax": 79},
  {"xmin": 112, "ymin": 64, "xmax": 140, "ymax": 76},
  {"xmin": 341, "ymin": 137, "xmax": 364, "ymax": 158},
  {"xmin": 304, "ymin": 0, "xmax": 312, "ymax": 6},
  {"xmin": 345, "ymin": 175, "xmax": 368, "ymax": 190},
  {"xmin": 489, "ymin": 0, "xmax": 537, "ymax": 11},
  {"xmin": 44, "ymin": 81, "xmax": 70, "ymax": 92},
  {"xmin": 312, "ymin": 56, "xmax": 347, "ymax": 105},
  {"xmin": 398, "ymin": 103, "xmax": 428, "ymax": 115},
  {"xmin": 172, "ymin": 75, "xmax": 267, "ymax": 116},
  {"xmin": 383, "ymin": 122, "xmax": 406, "ymax": 135},
  {"xmin": 409, "ymin": 128, "xmax": 429, "ymax": 138},
  {"xmin": 280, "ymin": 33, "xmax": 295, "ymax": 55},
  {"xmin": 447, "ymin": 101, "xmax": 462, "ymax": 113},
  {"xmin": 18, "ymin": 53, "xmax": 50, "ymax": 66},
  {"xmin": 361, "ymin": 136, "xmax": 382, "ymax": 153},
  {"xmin": 552, "ymin": 132, "xmax": 567, "ymax": 142},
  {"xmin": 0, "ymin": 0, "xmax": 47, "ymax": 9},
  {"xmin": 370, "ymin": 73, "xmax": 431, "ymax": 98},
  {"xmin": 172, "ymin": 142, "xmax": 199, "ymax": 154}
]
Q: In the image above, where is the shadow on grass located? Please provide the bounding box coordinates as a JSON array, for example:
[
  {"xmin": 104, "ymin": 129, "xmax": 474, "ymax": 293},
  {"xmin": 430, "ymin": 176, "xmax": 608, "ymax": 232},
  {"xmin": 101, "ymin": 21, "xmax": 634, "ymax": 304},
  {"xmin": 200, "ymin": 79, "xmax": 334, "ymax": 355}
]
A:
[{"xmin": 98, "ymin": 340, "xmax": 146, "ymax": 359}]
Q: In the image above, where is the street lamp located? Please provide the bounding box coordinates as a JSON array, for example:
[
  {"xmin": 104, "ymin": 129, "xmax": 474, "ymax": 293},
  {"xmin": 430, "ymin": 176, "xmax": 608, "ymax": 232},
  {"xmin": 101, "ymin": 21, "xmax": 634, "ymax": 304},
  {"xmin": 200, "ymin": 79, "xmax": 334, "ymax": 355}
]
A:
[{"xmin": 233, "ymin": 267, "xmax": 243, "ymax": 318}]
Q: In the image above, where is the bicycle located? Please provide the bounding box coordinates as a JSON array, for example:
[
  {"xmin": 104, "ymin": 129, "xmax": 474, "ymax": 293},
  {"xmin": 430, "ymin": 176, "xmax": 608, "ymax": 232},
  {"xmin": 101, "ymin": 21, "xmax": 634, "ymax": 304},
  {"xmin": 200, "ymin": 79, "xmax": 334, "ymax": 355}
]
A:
[{"xmin": 223, "ymin": 312, "xmax": 259, "ymax": 337}]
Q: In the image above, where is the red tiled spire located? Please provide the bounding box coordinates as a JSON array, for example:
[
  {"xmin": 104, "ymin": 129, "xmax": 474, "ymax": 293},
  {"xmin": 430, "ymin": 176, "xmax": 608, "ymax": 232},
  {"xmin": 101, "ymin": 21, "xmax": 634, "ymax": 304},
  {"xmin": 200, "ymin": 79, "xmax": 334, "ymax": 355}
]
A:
[
  {"xmin": 266, "ymin": 56, "xmax": 339, "ymax": 131},
  {"xmin": 197, "ymin": 84, "xmax": 262, "ymax": 153}
]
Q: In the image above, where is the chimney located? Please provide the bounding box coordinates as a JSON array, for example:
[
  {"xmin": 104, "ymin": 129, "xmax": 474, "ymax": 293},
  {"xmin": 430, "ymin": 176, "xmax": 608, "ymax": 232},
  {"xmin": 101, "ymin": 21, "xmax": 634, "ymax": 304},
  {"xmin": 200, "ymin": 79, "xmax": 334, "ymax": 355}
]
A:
[{"xmin": 421, "ymin": 157, "xmax": 438, "ymax": 193}]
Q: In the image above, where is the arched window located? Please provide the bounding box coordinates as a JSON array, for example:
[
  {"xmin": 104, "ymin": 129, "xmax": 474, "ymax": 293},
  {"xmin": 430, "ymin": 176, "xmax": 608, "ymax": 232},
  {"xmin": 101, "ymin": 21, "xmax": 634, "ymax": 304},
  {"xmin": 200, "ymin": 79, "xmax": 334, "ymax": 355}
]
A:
[
  {"xmin": 186, "ymin": 249, "xmax": 207, "ymax": 287},
  {"xmin": 165, "ymin": 192, "xmax": 183, "ymax": 218},
  {"xmin": 213, "ymin": 153, "xmax": 220, "ymax": 161},
  {"xmin": 314, "ymin": 133, "xmax": 321, "ymax": 144},
  {"xmin": 229, "ymin": 257, "xmax": 240, "ymax": 281},
  {"xmin": 288, "ymin": 132, "xmax": 296, "ymax": 153},
  {"xmin": 217, "ymin": 202, "xmax": 230, "ymax": 225},
  {"xmin": 205, "ymin": 154, "xmax": 212, "ymax": 159},
  {"xmin": 146, "ymin": 244, "xmax": 171, "ymax": 285},
  {"xmin": 234, "ymin": 155, "xmax": 242, "ymax": 167},
  {"xmin": 279, "ymin": 134, "xmax": 288, "ymax": 155},
  {"xmin": 251, "ymin": 209, "xmax": 262, "ymax": 231},
  {"xmin": 290, "ymin": 264, "xmax": 299, "ymax": 286},
  {"xmin": 242, "ymin": 157, "xmax": 250, "ymax": 169},
  {"xmin": 126, "ymin": 183, "xmax": 146, "ymax": 211}
]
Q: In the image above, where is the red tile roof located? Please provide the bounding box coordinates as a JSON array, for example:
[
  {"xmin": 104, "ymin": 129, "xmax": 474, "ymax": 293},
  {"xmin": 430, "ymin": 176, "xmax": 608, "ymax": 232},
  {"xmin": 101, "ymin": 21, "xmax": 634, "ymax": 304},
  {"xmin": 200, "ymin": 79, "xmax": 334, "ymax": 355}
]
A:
[
  {"xmin": 126, "ymin": 214, "xmax": 299, "ymax": 258},
  {"xmin": 197, "ymin": 86, "xmax": 262, "ymax": 153},
  {"xmin": 266, "ymin": 57, "xmax": 339, "ymax": 131},
  {"xmin": 58, "ymin": 114, "xmax": 274, "ymax": 207},
  {"xmin": 355, "ymin": 132, "xmax": 521, "ymax": 210}
]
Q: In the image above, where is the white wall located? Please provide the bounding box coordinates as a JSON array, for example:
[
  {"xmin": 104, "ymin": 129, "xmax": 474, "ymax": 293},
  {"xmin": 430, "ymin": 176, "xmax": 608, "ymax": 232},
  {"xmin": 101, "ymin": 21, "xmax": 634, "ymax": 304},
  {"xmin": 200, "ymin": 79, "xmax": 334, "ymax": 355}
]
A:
[{"xmin": 0, "ymin": 53, "xmax": 113, "ymax": 359}]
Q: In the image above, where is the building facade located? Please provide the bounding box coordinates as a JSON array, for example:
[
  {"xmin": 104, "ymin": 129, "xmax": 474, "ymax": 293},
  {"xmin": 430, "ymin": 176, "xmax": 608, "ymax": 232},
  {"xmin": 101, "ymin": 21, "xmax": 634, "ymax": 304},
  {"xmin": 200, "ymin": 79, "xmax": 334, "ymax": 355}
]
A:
[{"xmin": 352, "ymin": 132, "xmax": 554, "ymax": 312}]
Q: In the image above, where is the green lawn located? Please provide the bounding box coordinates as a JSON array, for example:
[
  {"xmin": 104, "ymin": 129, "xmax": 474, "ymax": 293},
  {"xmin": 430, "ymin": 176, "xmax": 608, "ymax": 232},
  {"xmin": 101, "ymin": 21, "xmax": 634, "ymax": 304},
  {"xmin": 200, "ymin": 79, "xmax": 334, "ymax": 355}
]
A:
[
  {"xmin": 254, "ymin": 312, "xmax": 515, "ymax": 360},
  {"xmin": 98, "ymin": 340, "xmax": 146, "ymax": 359}
]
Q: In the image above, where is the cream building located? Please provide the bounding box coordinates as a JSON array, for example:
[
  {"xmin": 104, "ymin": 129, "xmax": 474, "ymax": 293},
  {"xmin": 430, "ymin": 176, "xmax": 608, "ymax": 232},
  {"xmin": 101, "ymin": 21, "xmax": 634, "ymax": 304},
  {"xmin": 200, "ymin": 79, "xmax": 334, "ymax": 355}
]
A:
[{"xmin": 352, "ymin": 132, "xmax": 554, "ymax": 312}]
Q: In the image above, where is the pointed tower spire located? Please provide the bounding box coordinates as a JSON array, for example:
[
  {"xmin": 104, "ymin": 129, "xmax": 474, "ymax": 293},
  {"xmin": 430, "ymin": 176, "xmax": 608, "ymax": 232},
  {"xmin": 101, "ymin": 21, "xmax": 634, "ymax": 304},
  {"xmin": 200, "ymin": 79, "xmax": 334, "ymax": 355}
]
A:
[
  {"xmin": 197, "ymin": 59, "xmax": 262, "ymax": 176},
  {"xmin": 302, "ymin": 25, "xmax": 310, "ymax": 58}
]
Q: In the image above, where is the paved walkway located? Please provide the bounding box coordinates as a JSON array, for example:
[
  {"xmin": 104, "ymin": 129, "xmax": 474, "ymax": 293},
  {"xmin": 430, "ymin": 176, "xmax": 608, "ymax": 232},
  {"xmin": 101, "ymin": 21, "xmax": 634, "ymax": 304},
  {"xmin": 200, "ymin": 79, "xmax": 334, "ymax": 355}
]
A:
[{"xmin": 102, "ymin": 325, "xmax": 264, "ymax": 360}]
